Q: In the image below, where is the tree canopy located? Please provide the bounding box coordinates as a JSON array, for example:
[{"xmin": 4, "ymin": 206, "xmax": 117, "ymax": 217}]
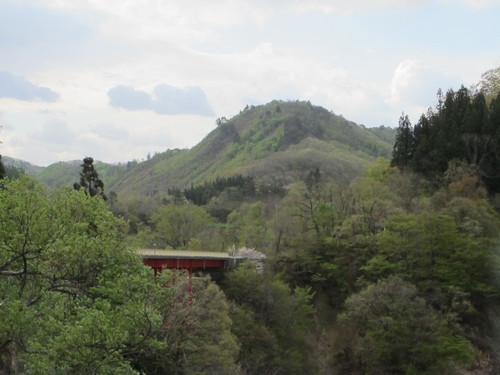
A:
[{"xmin": 391, "ymin": 87, "xmax": 500, "ymax": 193}]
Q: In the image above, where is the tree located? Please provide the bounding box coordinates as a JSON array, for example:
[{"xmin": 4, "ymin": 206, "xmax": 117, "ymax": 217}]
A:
[
  {"xmin": 73, "ymin": 156, "xmax": 106, "ymax": 200},
  {"xmin": 391, "ymin": 113, "xmax": 414, "ymax": 169},
  {"xmin": 337, "ymin": 277, "xmax": 473, "ymax": 375},
  {"xmin": 0, "ymin": 155, "xmax": 5, "ymax": 180},
  {"xmin": 151, "ymin": 204, "xmax": 213, "ymax": 249},
  {"xmin": 139, "ymin": 275, "xmax": 241, "ymax": 375},
  {"xmin": 226, "ymin": 202, "xmax": 269, "ymax": 249},
  {"xmin": 0, "ymin": 176, "xmax": 170, "ymax": 373},
  {"xmin": 0, "ymin": 176, "xmax": 241, "ymax": 374},
  {"xmin": 475, "ymin": 65, "xmax": 500, "ymax": 102},
  {"xmin": 222, "ymin": 263, "xmax": 315, "ymax": 374}
]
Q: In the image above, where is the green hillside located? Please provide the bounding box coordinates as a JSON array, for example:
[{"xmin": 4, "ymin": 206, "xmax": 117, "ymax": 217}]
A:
[
  {"xmin": 108, "ymin": 101, "xmax": 395, "ymax": 196},
  {"xmin": 1, "ymin": 101, "xmax": 395, "ymax": 196},
  {"xmin": 34, "ymin": 160, "xmax": 127, "ymax": 188},
  {"xmin": 2, "ymin": 156, "xmax": 45, "ymax": 175}
]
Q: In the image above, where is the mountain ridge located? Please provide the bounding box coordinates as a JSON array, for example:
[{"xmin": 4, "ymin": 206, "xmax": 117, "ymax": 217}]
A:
[
  {"xmin": 107, "ymin": 100, "xmax": 395, "ymax": 196},
  {"xmin": 2, "ymin": 100, "xmax": 396, "ymax": 196}
]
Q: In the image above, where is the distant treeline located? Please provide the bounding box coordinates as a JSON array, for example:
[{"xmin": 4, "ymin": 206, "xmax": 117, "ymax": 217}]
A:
[
  {"xmin": 182, "ymin": 175, "xmax": 256, "ymax": 205},
  {"xmin": 0, "ymin": 155, "xmax": 24, "ymax": 180},
  {"xmin": 168, "ymin": 174, "xmax": 286, "ymax": 207}
]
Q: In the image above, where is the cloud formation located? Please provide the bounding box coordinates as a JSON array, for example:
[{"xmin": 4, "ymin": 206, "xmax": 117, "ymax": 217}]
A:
[
  {"xmin": 0, "ymin": 72, "xmax": 59, "ymax": 102},
  {"xmin": 33, "ymin": 119, "xmax": 77, "ymax": 145},
  {"xmin": 387, "ymin": 60, "xmax": 461, "ymax": 108},
  {"xmin": 91, "ymin": 123, "xmax": 129, "ymax": 141},
  {"xmin": 108, "ymin": 84, "xmax": 214, "ymax": 116},
  {"xmin": 108, "ymin": 85, "xmax": 152, "ymax": 111}
]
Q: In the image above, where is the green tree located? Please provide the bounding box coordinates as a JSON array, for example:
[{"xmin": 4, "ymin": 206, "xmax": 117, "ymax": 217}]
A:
[
  {"xmin": 391, "ymin": 113, "xmax": 414, "ymax": 169},
  {"xmin": 338, "ymin": 277, "xmax": 474, "ymax": 375},
  {"xmin": 475, "ymin": 65, "xmax": 500, "ymax": 102},
  {"xmin": 150, "ymin": 203, "xmax": 213, "ymax": 249},
  {"xmin": 0, "ymin": 176, "xmax": 243, "ymax": 374},
  {"xmin": 226, "ymin": 202, "xmax": 269, "ymax": 250},
  {"xmin": 0, "ymin": 176, "xmax": 172, "ymax": 374},
  {"xmin": 73, "ymin": 156, "xmax": 106, "ymax": 200},
  {"xmin": 0, "ymin": 155, "xmax": 5, "ymax": 180},
  {"xmin": 139, "ymin": 274, "xmax": 241, "ymax": 375},
  {"xmin": 370, "ymin": 211, "xmax": 497, "ymax": 312},
  {"xmin": 222, "ymin": 263, "xmax": 315, "ymax": 375}
]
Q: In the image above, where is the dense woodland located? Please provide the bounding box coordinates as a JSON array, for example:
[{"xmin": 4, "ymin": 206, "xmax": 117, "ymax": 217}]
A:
[{"xmin": 1, "ymin": 67, "xmax": 500, "ymax": 374}]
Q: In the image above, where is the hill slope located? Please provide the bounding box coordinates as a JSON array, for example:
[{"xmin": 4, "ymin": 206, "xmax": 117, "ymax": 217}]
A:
[
  {"xmin": 108, "ymin": 101, "xmax": 395, "ymax": 196},
  {"xmin": 36, "ymin": 160, "xmax": 127, "ymax": 188},
  {"xmin": 2, "ymin": 156, "xmax": 45, "ymax": 175}
]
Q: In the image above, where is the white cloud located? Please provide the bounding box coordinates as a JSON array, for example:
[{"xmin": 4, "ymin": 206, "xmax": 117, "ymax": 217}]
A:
[
  {"xmin": 385, "ymin": 60, "xmax": 464, "ymax": 121},
  {"xmin": 293, "ymin": 0, "xmax": 426, "ymax": 14},
  {"xmin": 0, "ymin": 72, "xmax": 59, "ymax": 102},
  {"xmin": 0, "ymin": 0, "xmax": 497, "ymax": 166},
  {"xmin": 91, "ymin": 123, "xmax": 129, "ymax": 141},
  {"xmin": 32, "ymin": 119, "xmax": 76, "ymax": 145},
  {"xmin": 108, "ymin": 85, "xmax": 152, "ymax": 111},
  {"xmin": 108, "ymin": 83, "xmax": 214, "ymax": 116},
  {"xmin": 461, "ymin": 0, "xmax": 500, "ymax": 7},
  {"xmin": 35, "ymin": 0, "xmax": 267, "ymax": 44}
]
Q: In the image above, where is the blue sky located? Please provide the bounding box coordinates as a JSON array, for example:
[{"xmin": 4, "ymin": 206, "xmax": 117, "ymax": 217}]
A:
[{"xmin": 0, "ymin": 0, "xmax": 499, "ymax": 166}]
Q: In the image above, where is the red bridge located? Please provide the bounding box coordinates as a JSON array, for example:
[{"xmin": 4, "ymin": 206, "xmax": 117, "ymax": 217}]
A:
[{"xmin": 138, "ymin": 249, "xmax": 234, "ymax": 275}]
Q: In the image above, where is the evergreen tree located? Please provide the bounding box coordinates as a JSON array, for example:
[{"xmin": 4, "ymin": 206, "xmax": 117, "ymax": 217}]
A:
[
  {"xmin": 391, "ymin": 113, "xmax": 414, "ymax": 169},
  {"xmin": 411, "ymin": 114, "xmax": 434, "ymax": 174},
  {"xmin": 73, "ymin": 157, "xmax": 106, "ymax": 200},
  {"xmin": 463, "ymin": 92, "xmax": 490, "ymax": 166},
  {"xmin": 0, "ymin": 155, "xmax": 5, "ymax": 180},
  {"xmin": 392, "ymin": 86, "xmax": 500, "ymax": 194}
]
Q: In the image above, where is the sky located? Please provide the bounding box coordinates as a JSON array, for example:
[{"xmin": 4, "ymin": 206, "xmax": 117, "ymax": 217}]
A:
[{"xmin": 0, "ymin": 0, "xmax": 499, "ymax": 166}]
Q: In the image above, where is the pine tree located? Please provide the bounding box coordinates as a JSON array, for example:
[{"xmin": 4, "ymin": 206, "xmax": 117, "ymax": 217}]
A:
[
  {"xmin": 73, "ymin": 157, "xmax": 106, "ymax": 200},
  {"xmin": 0, "ymin": 155, "xmax": 5, "ymax": 180},
  {"xmin": 391, "ymin": 113, "xmax": 415, "ymax": 169}
]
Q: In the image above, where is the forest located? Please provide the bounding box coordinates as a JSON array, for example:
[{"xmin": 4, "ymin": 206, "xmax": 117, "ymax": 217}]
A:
[{"xmin": 1, "ymin": 67, "xmax": 500, "ymax": 374}]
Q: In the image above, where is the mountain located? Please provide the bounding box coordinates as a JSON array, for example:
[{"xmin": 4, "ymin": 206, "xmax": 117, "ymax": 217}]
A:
[
  {"xmin": 2, "ymin": 156, "xmax": 45, "ymax": 175},
  {"xmin": 2, "ymin": 101, "xmax": 395, "ymax": 195},
  {"xmin": 107, "ymin": 100, "xmax": 395, "ymax": 197}
]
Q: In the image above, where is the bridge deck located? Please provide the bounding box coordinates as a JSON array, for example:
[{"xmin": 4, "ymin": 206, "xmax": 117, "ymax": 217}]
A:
[
  {"xmin": 138, "ymin": 249, "xmax": 231, "ymax": 260},
  {"xmin": 138, "ymin": 249, "xmax": 232, "ymax": 274}
]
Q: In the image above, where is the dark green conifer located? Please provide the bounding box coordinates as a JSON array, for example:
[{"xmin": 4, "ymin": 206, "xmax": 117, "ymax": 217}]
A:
[
  {"xmin": 74, "ymin": 157, "xmax": 106, "ymax": 200},
  {"xmin": 391, "ymin": 113, "xmax": 414, "ymax": 169},
  {"xmin": 0, "ymin": 155, "xmax": 5, "ymax": 180}
]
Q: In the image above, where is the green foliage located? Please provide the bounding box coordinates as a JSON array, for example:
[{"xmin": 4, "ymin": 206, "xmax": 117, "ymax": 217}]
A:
[
  {"xmin": 372, "ymin": 211, "xmax": 497, "ymax": 304},
  {"xmin": 391, "ymin": 113, "xmax": 414, "ymax": 169},
  {"xmin": 0, "ymin": 176, "xmax": 242, "ymax": 373},
  {"xmin": 222, "ymin": 264, "xmax": 315, "ymax": 374},
  {"xmin": 101, "ymin": 100, "xmax": 392, "ymax": 199},
  {"xmin": 475, "ymin": 65, "xmax": 500, "ymax": 101},
  {"xmin": 1, "ymin": 156, "xmax": 44, "ymax": 176},
  {"xmin": 150, "ymin": 203, "xmax": 214, "ymax": 249},
  {"xmin": 145, "ymin": 275, "xmax": 240, "ymax": 375},
  {"xmin": 226, "ymin": 202, "xmax": 269, "ymax": 249},
  {"xmin": 338, "ymin": 277, "xmax": 474, "ymax": 374},
  {"xmin": 391, "ymin": 86, "xmax": 500, "ymax": 193},
  {"xmin": 0, "ymin": 155, "xmax": 5, "ymax": 180},
  {"xmin": 0, "ymin": 155, "xmax": 24, "ymax": 182},
  {"xmin": 366, "ymin": 125, "xmax": 397, "ymax": 145},
  {"xmin": 364, "ymin": 157, "xmax": 394, "ymax": 183},
  {"xmin": 183, "ymin": 174, "xmax": 255, "ymax": 206},
  {"xmin": 0, "ymin": 177, "xmax": 164, "ymax": 373}
]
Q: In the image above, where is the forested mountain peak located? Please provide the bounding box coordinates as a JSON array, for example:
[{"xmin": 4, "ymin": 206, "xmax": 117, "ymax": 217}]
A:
[{"xmin": 106, "ymin": 100, "xmax": 394, "ymax": 197}]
